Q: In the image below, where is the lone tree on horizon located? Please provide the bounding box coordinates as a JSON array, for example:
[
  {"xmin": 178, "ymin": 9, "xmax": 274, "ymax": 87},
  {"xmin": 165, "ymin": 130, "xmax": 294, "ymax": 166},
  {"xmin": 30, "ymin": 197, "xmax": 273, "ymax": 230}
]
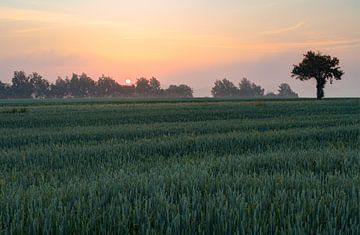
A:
[{"xmin": 291, "ymin": 51, "xmax": 344, "ymax": 99}]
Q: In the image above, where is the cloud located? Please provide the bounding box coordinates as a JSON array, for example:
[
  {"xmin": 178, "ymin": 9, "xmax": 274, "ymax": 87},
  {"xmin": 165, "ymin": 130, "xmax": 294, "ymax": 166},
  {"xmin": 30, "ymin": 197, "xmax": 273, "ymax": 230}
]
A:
[
  {"xmin": 0, "ymin": 6, "xmax": 116, "ymax": 26},
  {"xmin": 13, "ymin": 26, "xmax": 54, "ymax": 34},
  {"xmin": 197, "ymin": 38, "xmax": 360, "ymax": 53},
  {"xmin": 262, "ymin": 22, "xmax": 304, "ymax": 35},
  {"xmin": 0, "ymin": 6, "xmax": 63, "ymax": 22}
]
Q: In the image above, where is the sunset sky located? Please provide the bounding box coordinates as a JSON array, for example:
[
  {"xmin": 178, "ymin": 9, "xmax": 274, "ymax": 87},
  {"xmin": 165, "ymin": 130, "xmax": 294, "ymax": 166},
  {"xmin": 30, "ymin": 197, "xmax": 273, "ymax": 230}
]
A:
[{"xmin": 0, "ymin": 0, "xmax": 359, "ymax": 97}]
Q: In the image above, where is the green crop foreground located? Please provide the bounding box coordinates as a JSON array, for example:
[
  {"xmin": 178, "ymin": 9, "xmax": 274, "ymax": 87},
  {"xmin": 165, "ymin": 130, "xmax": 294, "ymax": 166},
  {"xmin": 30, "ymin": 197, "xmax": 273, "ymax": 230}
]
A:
[{"xmin": 0, "ymin": 98, "xmax": 359, "ymax": 234}]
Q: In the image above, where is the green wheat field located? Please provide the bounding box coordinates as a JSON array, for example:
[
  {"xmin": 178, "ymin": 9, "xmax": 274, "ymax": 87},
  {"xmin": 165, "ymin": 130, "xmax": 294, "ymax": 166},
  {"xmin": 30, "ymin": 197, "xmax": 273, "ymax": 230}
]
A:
[{"xmin": 0, "ymin": 98, "xmax": 359, "ymax": 234}]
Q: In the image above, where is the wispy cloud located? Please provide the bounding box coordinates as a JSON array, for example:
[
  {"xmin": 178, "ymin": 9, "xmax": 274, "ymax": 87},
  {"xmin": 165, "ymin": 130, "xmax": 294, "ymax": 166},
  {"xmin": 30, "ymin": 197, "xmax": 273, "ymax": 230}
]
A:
[
  {"xmin": 13, "ymin": 26, "xmax": 54, "ymax": 34},
  {"xmin": 0, "ymin": 7, "xmax": 62, "ymax": 22},
  {"xmin": 262, "ymin": 22, "xmax": 304, "ymax": 35},
  {"xmin": 197, "ymin": 38, "xmax": 360, "ymax": 52},
  {"xmin": 0, "ymin": 6, "xmax": 117, "ymax": 27}
]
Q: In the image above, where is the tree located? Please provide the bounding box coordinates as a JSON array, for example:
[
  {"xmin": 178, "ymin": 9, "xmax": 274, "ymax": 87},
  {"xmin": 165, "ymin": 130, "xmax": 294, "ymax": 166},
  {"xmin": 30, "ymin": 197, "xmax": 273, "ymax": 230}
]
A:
[
  {"xmin": 238, "ymin": 78, "xmax": 264, "ymax": 97},
  {"xmin": 11, "ymin": 71, "xmax": 33, "ymax": 98},
  {"xmin": 96, "ymin": 75, "xmax": 121, "ymax": 97},
  {"xmin": 29, "ymin": 72, "xmax": 50, "ymax": 98},
  {"xmin": 0, "ymin": 81, "xmax": 10, "ymax": 99},
  {"xmin": 135, "ymin": 78, "xmax": 151, "ymax": 97},
  {"xmin": 68, "ymin": 73, "xmax": 96, "ymax": 97},
  {"xmin": 211, "ymin": 79, "xmax": 238, "ymax": 98},
  {"xmin": 78, "ymin": 73, "xmax": 96, "ymax": 97},
  {"xmin": 277, "ymin": 83, "xmax": 299, "ymax": 98},
  {"xmin": 69, "ymin": 73, "xmax": 80, "ymax": 97},
  {"xmin": 149, "ymin": 77, "xmax": 164, "ymax": 97},
  {"xmin": 51, "ymin": 77, "xmax": 70, "ymax": 98},
  {"xmin": 149, "ymin": 77, "xmax": 160, "ymax": 91},
  {"xmin": 0, "ymin": 72, "xmax": 196, "ymax": 99},
  {"xmin": 292, "ymin": 51, "xmax": 344, "ymax": 99},
  {"xmin": 166, "ymin": 84, "xmax": 193, "ymax": 98}
]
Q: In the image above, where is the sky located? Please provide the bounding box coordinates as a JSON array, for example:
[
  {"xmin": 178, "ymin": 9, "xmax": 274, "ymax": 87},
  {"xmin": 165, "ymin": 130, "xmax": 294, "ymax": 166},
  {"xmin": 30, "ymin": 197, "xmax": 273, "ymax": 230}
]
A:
[{"xmin": 0, "ymin": 0, "xmax": 359, "ymax": 97}]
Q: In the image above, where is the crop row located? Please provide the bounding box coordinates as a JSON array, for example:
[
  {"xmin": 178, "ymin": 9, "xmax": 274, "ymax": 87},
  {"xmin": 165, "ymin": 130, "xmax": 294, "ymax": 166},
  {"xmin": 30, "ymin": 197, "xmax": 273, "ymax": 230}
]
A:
[
  {"xmin": 1, "ymin": 147, "xmax": 360, "ymax": 234},
  {"xmin": 1, "ymin": 114, "xmax": 358, "ymax": 150},
  {"xmin": 0, "ymin": 99, "xmax": 359, "ymax": 234},
  {"xmin": 0, "ymin": 100, "xmax": 357, "ymax": 129}
]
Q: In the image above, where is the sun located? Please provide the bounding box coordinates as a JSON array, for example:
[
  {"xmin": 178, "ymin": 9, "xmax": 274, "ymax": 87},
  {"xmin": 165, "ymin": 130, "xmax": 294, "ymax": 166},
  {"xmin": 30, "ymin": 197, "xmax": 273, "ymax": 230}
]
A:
[{"xmin": 125, "ymin": 79, "xmax": 132, "ymax": 85}]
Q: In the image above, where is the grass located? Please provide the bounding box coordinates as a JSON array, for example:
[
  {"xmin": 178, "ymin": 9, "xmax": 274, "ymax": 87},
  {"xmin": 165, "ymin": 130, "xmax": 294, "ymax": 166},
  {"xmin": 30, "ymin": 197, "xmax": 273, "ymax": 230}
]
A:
[
  {"xmin": 0, "ymin": 98, "xmax": 359, "ymax": 234},
  {"xmin": 0, "ymin": 107, "xmax": 28, "ymax": 114}
]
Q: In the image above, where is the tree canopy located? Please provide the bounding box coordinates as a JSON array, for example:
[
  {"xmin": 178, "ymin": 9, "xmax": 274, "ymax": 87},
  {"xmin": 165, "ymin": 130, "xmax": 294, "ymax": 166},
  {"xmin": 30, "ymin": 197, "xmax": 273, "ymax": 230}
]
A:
[
  {"xmin": 0, "ymin": 81, "xmax": 10, "ymax": 99},
  {"xmin": 211, "ymin": 78, "xmax": 268, "ymax": 98},
  {"xmin": 1, "ymin": 71, "xmax": 302, "ymax": 100},
  {"xmin": 238, "ymin": 78, "xmax": 265, "ymax": 97},
  {"xmin": 211, "ymin": 78, "xmax": 298, "ymax": 99},
  {"xmin": 0, "ymin": 71, "xmax": 193, "ymax": 99},
  {"xmin": 11, "ymin": 71, "xmax": 33, "ymax": 98},
  {"xmin": 292, "ymin": 51, "xmax": 344, "ymax": 99},
  {"xmin": 166, "ymin": 84, "xmax": 193, "ymax": 98},
  {"xmin": 277, "ymin": 83, "xmax": 299, "ymax": 98},
  {"xmin": 211, "ymin": 79, "xmax": 239, "ymax": 98}
]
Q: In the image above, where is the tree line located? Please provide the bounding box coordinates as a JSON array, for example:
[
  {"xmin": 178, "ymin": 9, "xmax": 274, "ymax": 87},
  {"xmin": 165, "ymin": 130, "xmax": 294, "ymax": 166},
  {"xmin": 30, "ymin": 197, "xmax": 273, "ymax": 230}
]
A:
[
  {"xmin": 0, "ymin": 51, "xmax": 345, "ymax": 100},
  {"xmin": 0, "ymin": 72, "xmax": 299, "ymax": 99},
  {"xmin": 211, "ymin": 78, "xmax": 298, "ymax": 98},
  {"xmin": 0, "ymin": 71, "xmax": 193, "ymax": 99},
  {"xmin": 211, "ymin": 50, "xmax": 344, "ymax": 100}
]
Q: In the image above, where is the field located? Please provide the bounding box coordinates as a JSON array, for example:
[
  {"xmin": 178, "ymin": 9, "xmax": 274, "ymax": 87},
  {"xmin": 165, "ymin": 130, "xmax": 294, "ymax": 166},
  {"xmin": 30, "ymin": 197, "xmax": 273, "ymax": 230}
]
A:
[{"xmin": 0, "ymin": 98, "xmax": 359, "ymax": 234}]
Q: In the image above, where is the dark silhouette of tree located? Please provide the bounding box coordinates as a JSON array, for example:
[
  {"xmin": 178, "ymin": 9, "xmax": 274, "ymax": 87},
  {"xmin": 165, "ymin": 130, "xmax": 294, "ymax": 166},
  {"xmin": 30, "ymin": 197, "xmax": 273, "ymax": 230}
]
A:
[
  {"xmin": 96, "ymin": 75, "xmax": 121, "ymax": 97},
  {"xmin": 78, "ymin": 73, "xmax": 96, "ymax": 97},
  {"xmin": 0, "ymin": 71, "xmax": 194, "ymax": 99},
  {"xmin": 238, "ymin": 78, "xmax": 253, "ymax": 97},
  {"xmin": 238, "ymin": 78, "xmax": 264, "ymax": 97},
  {"xmin": 51, "ymin": 77, "xmax": 70, "ymax": 98},
  {"xmin": 11, "ymin": 71, "xmax": 33, "ymax": 98},
  {"xmin": 0, "ymin": 81, "xmax": 10, "ymax": 99},
  {"xmin": 149, "ymin": 77, "xmax": 160, "ymax": 91},
  {"xmin": 149, "ymin": 77, "xmax": 164, "ymax": 97},
  {"xmin": 211, "ymin": 78, "xmax": 265, "ymax": 98},
  {"xmin": 292, "ymin": 51, "xmax": 344, "ymax": 99},
  {"xmin": 29, "ymin": 72, "xmax": 50, "ymax": 98},
  {"xmin": 69, "ymin": 74, "xmax": 80, "ymax": 97},
  {"xmin": 166, "ymin": 85, "xmax": 193, "ymax": 98},
  {"xmin": 211, "ymin": 79, "xmax": 239, "ymax": 97},
  {"xmin": 135, "ymin": 78, "xmax": 151, "ymax": 97},
  {"xmin": 68, "ymin": 73, "xmax": 96, "ymax": 97},
  {"xmin": 277, "ymin": 83, "xmax": 299, "ymax": 98}
]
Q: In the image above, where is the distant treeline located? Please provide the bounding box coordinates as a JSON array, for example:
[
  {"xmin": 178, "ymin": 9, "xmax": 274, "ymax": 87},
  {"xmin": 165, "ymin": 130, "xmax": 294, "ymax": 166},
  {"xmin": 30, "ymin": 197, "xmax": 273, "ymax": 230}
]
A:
[
  {"xmin": 211, "ymin": 78, "xmax": 299, "ymax": 98},
  {"xmin": 0, "ymin": 71, "xmax": 299, "ymax": 99},
  {"xmin": 0, "ymin": 71, "xmax": 193, "ymax": 99}
]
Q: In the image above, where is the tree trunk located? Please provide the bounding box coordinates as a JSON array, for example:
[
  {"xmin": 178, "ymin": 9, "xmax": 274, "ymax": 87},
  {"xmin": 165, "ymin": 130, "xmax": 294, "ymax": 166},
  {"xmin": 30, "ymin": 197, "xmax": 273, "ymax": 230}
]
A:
[{"xmin": 316, "ymin": 79, "xmax": 325, "ymax": 100}]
